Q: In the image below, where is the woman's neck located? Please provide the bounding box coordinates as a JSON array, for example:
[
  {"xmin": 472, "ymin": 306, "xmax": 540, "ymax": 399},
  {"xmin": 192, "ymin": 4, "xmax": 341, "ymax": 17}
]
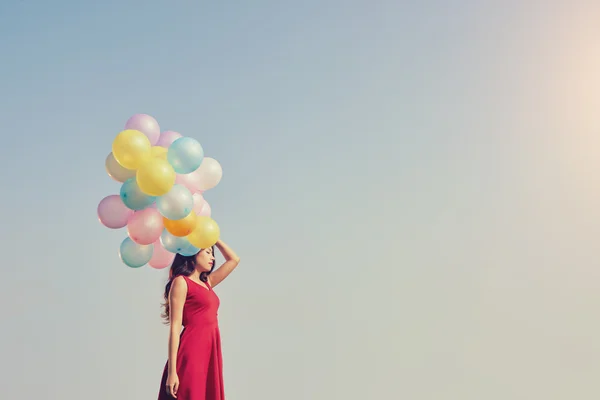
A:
[{"xmin": 188, "ymin": 270, "xmax": 201, "ymax": 281}]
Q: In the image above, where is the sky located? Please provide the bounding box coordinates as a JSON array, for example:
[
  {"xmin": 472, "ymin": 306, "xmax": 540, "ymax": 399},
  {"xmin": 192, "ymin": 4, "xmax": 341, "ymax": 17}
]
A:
[{"xmin": 1, "ymin": 0, "xmax": 600, "ymax": 399}]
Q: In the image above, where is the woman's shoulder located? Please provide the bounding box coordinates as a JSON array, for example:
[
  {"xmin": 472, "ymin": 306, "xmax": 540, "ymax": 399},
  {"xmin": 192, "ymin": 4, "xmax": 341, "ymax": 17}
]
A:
[{"xmin": 171, "ymin": 275, "xmax": 189, "ymax": 290}]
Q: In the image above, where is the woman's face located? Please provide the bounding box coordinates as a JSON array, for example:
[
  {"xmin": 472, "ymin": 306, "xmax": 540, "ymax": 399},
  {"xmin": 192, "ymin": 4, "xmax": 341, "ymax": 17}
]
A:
[{"xmin": 195, "ymin": 247, "xmax": 215, "ymax": 272}]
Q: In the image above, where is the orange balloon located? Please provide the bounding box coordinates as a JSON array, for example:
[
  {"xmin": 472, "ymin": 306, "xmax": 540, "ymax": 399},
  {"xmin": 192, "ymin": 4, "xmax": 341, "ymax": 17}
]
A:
[{"xmin": 163, "ymin": 211, "xmax": 197, "ymax": 237}]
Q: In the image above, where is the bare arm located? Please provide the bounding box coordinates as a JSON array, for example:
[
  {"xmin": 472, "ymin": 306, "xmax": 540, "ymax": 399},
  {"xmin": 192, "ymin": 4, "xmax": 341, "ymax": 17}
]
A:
[
  {"xmin": 167, "ymin": 276, "xmax": 187, "ymax": 376},
  {"xmin": 208, "ymin": 239, "xmax": 240, "ymax": 287}
]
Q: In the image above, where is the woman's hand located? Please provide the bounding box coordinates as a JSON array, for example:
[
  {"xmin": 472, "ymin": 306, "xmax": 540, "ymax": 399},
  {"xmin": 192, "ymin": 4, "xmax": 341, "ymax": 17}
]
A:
[
  {"xmin": 207, "ymin": 239, "xmax": 240, "ymax": 287},
  {"xmin": 166, "ymin": 373, "xmax": 179, "ymax": 398}
]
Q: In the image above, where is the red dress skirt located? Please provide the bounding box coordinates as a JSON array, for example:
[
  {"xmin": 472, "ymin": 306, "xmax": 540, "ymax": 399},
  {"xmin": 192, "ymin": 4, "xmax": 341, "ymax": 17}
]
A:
[{"xmin": 158, "ymin": 275, "xmax": 224, "ymax": 399}]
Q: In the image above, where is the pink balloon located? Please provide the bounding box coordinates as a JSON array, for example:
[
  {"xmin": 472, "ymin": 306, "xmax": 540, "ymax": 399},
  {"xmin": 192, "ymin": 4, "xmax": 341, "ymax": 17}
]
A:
[
  {"xmin": 156, "ymin": 130, "xmax": 182, "ymax": 148},
  {"xmin": 124, "ymin": 114, "xmax": 161, "ymax": 146},
  {"xmin": 98, "ymin": 195, "xmax": 133, "ymax": 229},
  {"xmin": 127, "ymin": 208, "xmax": 164, "ymax": 245},
  {"xmin": 192, "ymin": 193, "xmax": 204, "ymax": 214},
  {"xmin": 148, "ymin": 240, "xmax": 175, "ymax": 269},
  {"xmin": 198, "ymin": 200, "xmax": 211, "ymax": 217},
  {"xmin": 176, "ymin": 169, "xmax": 204, "ymax": 193},
  {"xmin": 192, "ymin": 193, "xmax": 212, "ymax": 216}
]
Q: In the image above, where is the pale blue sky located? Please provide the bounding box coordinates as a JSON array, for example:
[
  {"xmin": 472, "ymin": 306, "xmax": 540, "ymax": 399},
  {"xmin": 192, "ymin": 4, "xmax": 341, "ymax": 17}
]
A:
[{"xmin": 2, "ymin": 1, "xmax": 600, "ymax": 399}]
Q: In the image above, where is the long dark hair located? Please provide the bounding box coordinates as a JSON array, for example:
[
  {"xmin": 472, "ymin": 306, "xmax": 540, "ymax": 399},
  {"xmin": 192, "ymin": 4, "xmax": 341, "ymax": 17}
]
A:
[{"xmin": 161, "ymin": 248, "xmax": 215, "ymax": 323}]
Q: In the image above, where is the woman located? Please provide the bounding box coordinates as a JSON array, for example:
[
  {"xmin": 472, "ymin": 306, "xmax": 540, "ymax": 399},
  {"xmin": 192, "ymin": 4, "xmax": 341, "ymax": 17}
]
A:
[{"xmin": 157, "ymin": 239, "xmax": 240, "ymax": 399}]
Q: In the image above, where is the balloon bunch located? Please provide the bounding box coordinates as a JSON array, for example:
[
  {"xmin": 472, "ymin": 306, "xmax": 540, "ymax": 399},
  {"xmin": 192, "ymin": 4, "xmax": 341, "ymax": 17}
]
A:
[{"xmin": 97, "ymin": 114, "xmax": 223, "ymax": 269}]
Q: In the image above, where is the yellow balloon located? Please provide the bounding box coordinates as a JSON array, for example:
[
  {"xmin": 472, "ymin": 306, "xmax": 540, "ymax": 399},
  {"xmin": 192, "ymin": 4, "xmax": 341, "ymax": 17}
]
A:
[
  {"xmin": 136, "ymin": 158, "xmax": 176, "ymax": 196},
  {"xmin": 112, "ymin": 130, "xmax": 151, "ymax": 170},
  {"xmin": 164, "ymin": 211, "xmax": 197, "ymax": 237},
  {"xmin": 188, "ymin": 216, "xmax": 220, "ymax": 249},
  {"xmin": 150, "ymin": 146, "xmax": 168, "ymax": 160}
]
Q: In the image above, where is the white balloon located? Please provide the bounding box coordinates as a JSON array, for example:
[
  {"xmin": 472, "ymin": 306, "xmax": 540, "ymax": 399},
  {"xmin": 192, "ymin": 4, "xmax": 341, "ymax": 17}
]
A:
[
  {"xmin": 105, "ymin": 152, "xmax": 136, "ymax": 182},
  {"xmin": 196, "ymin": 157, "xmax": 222, "ymax": 191},
  {"xmin": 156, "ymin": 184, "xmax": 193, "ymax": 220}
]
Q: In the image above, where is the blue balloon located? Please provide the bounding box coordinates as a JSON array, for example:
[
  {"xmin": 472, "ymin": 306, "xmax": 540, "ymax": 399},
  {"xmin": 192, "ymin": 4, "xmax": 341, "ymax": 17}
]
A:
[
  {"xmin": 179, "ymin": 243, "xmax": 200, "ymax": 256},
  {"xmin": 120, "ymin": 178, "xmax": 156, "ymax": 210},
  {"xmin": 167, "ymin": 137, "xmax": 204, "ymax": 174},
  {"xmin": 156, "ymin": 184, "xmax": 193, "ymax": 220},
  {"xmin": 160, "ymin": 230, "xmax": 192, "ymax": 254},
  {"xmin": 119, "ymin": 237, "xmax": 153, "ymax": 268}
]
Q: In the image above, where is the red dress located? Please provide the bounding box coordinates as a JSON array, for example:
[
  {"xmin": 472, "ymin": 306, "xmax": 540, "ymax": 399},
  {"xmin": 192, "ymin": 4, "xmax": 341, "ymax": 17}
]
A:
[{"xmin": 158, "ymin": 275, "xmax": 224, "ymax": 400}]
